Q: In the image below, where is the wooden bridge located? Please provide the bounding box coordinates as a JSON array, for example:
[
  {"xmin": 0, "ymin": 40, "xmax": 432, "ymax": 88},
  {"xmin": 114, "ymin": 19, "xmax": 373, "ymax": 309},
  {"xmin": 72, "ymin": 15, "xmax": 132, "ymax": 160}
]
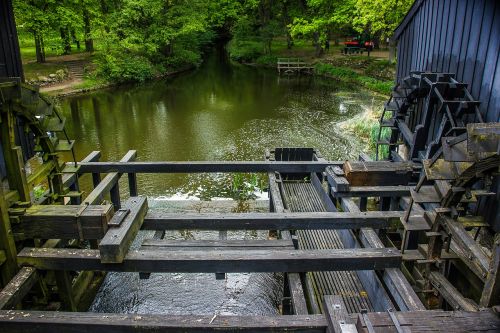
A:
[{"xmin": 277, "ymin": 58, "xmax": 314, "ymax": 74}]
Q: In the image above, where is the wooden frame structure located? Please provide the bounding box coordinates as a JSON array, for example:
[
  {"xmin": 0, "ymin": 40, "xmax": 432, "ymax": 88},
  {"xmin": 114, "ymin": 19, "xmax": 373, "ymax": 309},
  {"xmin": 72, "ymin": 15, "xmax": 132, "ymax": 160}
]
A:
[{"xmin": 1, "ymin": 144, "xmax": 498, "ymax": 332}]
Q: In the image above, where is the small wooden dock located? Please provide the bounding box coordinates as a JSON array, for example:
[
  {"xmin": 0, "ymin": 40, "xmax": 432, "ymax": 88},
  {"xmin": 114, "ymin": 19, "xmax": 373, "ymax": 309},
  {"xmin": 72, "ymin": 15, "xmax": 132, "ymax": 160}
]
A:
[{"xmin": 277, "ymin": 58, "xmax": 314, "ymax": 75}]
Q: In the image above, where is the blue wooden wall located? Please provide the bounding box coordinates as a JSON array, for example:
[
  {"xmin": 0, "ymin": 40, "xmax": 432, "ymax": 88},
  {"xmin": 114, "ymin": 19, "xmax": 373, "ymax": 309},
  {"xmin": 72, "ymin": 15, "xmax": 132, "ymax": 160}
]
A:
[{"xmin": 394, "ymin": 0, "xmax": 499, "ymax": 123}]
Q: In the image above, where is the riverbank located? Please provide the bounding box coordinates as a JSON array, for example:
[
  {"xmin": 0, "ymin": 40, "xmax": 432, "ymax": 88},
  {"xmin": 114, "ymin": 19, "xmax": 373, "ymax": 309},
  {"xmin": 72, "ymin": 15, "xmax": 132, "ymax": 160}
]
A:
[{"xmin": 229, "ymin": 39, "xmax": 395, "ymax": 96}]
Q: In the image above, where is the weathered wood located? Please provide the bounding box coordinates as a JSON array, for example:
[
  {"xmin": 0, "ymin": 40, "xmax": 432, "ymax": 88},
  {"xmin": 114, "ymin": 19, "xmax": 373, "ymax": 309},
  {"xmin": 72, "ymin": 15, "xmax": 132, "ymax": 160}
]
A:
[
  {"xmin": 268, "ymin": 169, "xmax": 309, "ymax": 315},
  {"xmin": 325, "ymin": 166, "xmax": 350, "ymax": 192},
  {"xmin": 343, "ymin": 161, "xmax": 413, "ymax": 186},
  {"xmin": 14, "ymin": 205, "xmax": 114, "ymax": 240},
  {"xmin": 323, "ymin": 295, "xmax": 356, "ymax": 333},
  {"xmin": 99, "ymin": 197, "xmax": 148, "ymax": 263},
  {"xmin": 342, "ymin": 198, "xmax": 425, "ymax": 311},
  {"xmin": 480, "ymin": 234, "xmax": 500, "ymax": 307},
  {"xmin": 76, "ymin": 161, "xmax": 339, "ymax": 174},
  {"xmin": 142, "ymin": 211, "xmax": 403, "ymax": 230},
  {"xmin": 17, "ymin": 247, "xmax": 401, "ymax": 273},
  {"xmin": 428, "ymin": 271, "xmax": 479, "ymax": 311},
  {"xmin": 0, "ymin": 188, "xmax": 18, "ymax": 286},
  {"xmin": 331, "ymin": 186, "xmax": 411, "ymax": 198},
  {"xmin": 83, "ymin": 150, "xmax": 137, "ymax": 205},
  {"xmin": 141, "ymin": 239, "xmax": 293, "ymax": 251},
  {"xmin": 443, "ymin": 216, "xmax": 490, "ymax": 280},
  {"xmin": 0, "ymin": 267, "xmax": 37, "ymax": 309},
  {"xmin": 355, "ymin": 309, "xmax": 500, "ymax": 333},
  {"xmin": 0, "ymin": 311, "xmax": 327, "ymax": 333},
  {"xmin": 54, "ymin": 271, "xmax": 76, "ymax": 311}
]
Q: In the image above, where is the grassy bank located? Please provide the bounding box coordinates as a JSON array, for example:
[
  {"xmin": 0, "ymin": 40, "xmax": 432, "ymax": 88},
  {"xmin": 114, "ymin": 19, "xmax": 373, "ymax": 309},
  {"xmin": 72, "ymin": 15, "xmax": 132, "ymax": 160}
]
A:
[{"xmin": 228, "ymin": 38, "xmax": 395, "ymax": 96}]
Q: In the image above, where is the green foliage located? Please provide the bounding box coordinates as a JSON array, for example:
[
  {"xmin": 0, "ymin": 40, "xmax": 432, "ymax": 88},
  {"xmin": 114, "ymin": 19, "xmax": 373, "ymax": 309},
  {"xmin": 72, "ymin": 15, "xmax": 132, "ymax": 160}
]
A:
[
  {"xmin": 230, "ymin": 173, "xmax": 264, "ymax": 201},
  {"xmin": 228, "ymin": 41, "xmax": 264, "ymax": 63},
  {"xmin": 256, "ymin": 54, "xmax": 278, "ymax": 66},
  {"xmin": 353, "ymin": 0, "xmax": 414, "ymax": 39},
  {"xmin": 164, "ymin": 49, "xmax": 202, "ymax": 70},
  {"xmin": 314, "ymin": 63, "xmax": 392, "ymax": 95},
  {"xmin": 95, "ymin": 52, "xmax": 156, "ymax": 83}
]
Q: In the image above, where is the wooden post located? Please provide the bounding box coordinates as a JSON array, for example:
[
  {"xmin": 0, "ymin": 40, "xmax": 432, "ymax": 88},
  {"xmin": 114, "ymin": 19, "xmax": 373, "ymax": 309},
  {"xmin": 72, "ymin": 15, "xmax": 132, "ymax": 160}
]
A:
[
  {"xmin": 54, "ymin": 271, "xmax": 77, "ymax": 311},
  {"xmin": 0, "ymin": 188, "xmax": 18, "ymax": 287},
  {"xmin": 480, "ymin": 233, "xmax": 500, "ymax": 307}
]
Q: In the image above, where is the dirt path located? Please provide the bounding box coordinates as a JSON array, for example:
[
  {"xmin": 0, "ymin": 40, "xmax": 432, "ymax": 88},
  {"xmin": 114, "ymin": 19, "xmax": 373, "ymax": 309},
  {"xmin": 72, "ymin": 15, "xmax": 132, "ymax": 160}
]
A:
[{"xmin": 39, "ymin": 53, "xmax": 91, "ymax": 94}]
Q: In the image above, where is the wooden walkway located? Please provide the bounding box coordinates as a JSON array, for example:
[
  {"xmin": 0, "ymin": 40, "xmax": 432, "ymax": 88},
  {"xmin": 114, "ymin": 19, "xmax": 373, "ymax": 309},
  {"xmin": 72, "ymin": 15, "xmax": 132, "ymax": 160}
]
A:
[{"xmin": 277, "ymin": 58, "xmax": 314, "ymax": 74}]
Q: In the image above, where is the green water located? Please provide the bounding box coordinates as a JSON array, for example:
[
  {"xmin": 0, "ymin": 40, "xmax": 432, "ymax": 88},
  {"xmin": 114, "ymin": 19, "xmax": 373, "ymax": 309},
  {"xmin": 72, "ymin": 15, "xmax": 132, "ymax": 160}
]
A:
[{"xmin": 60, "ymin": 51, "xmax": 384, "ymax": 199}]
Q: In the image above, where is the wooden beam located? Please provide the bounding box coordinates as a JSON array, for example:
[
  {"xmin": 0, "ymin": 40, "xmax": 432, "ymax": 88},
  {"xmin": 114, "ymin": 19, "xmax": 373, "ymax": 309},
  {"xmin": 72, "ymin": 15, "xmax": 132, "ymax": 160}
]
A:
[
  {"xmin": 99, "ymin": 197, "xmax": 148, "ymax": 263},
  {"xmin": 480, "ymin": 234, "xmax": 500, "ymax": 307},
  {"xmin": 0, "ymin": 311, "xmax": 327, "ymax": 333},
  {"xmin": 17, "ymin": 247, "xmax": 401, "ymax": 273},
  {"xmin": 0, "ymin": 267, "xmax": 37, "ymax": 309},
  {"xmin": 443, "ymin": 216, "xmax": 490, "ymax": 280},
  {"xmin": 83, "ymin": 151, "xmax": 137, "ymax": 205},
  {"xmin": 142, "ymin": 211, "xmax": 403, "ymax": 230},
  {"xmin": 15, "ymin": 204, "xmax": 114, "ymax": 240},
  {"xmin": 428, "ymin": 271, "xmax": 478, "ymax": 311},
  {"xmin": 75, "ymin": 161, "xmax": 339, "ymax": 174},
  {"xmin": 323, "ymin": 295, "xmax": 356, "ymax": 333},
  {"xmin": 268, "ymin": 169, "xmax": 309, "ymax": 315},
  {"xmin": 331, "ymin": 186, "xmax": 411, "ymax": 198},
  {"xmin": 0, "ymin": 188, "xmax": 18, "ymax": 286},
  {"xmin": 141, "ymin": 239, "xmax": 294, "ymax": 251},
  {"xmin": 342, "ymin": 198, "xmax": 425, "ymax": 311}
]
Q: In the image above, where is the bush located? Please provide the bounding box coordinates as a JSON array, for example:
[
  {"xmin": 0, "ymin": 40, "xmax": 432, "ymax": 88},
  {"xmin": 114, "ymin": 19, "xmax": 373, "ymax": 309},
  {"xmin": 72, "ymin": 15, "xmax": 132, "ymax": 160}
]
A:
[
  {"xmin": 255, "ymin": 54, "xmax": 278, "ymax": 65},
  {"xmin": 95, "ymin": 52, "xmax": 155, "ymax": 83},
  {"xmin": 314, "ymin": 63, "xmax": 393, "ymax": 95},
  {"xmin": 164, "ymin": 49, "xmax": 202, "ymax": 70},
  {"xmin": 228, "ymin": 40, "xmax": 264, "ymax": 63}
]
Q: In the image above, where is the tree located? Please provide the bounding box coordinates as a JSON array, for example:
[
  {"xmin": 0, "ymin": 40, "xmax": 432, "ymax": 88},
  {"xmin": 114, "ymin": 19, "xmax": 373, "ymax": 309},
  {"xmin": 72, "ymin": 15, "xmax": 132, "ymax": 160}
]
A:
[{"xmin": 352, "ymin": 0, "xmax": 413, "ymax": 43}]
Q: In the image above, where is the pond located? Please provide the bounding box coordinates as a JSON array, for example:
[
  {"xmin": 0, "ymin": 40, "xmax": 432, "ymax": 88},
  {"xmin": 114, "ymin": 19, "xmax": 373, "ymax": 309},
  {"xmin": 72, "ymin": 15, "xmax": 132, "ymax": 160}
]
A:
[{"xmin": 59, "ymin": 49, "xmax": 385, "ymax": 315}]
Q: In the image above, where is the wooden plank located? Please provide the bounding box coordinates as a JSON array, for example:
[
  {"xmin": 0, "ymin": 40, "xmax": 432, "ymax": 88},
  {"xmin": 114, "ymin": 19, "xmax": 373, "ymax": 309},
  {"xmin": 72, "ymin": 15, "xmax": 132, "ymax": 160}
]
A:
[
  {"xmin": 17, "ymin": 247, "xmax": 402, "ymax": 273},
  {"xmin": 0, "ymin": 267, "xmax": 37, "ymax": 309},
  {"xmin": 428, "ymin": 271, "xmax": 478, "ymax": 311},
  {"xmin": 443, "ymin": 216, "xmax": 490, "ymax": 279},
  {"xmin": 142, "ymin": 211, "xmax": 403, "ymax": 230},
  {"xmin": 0, "ymin": 311, "xmax": 327, "ymax": 333},
  {"xmin": 76, "ymin": 161, "xmax": 339, "ymax": 174},
  {"xmin": 141, "ymin": 239, "xmax": 293, "ymax": 251},
  {"xmin": 342, "ymin": 198, "xmax": 425, "ymax": 311},
  {"xmin": 14, "ymin": 205, "xmax": 113, "ymax": 240},
  {"xmin": 99, "ymin": 197, "xmax": 148, "ymax": 263},
  {"xmin": 480, "ymin": 234, "xmax": 500, "ymax": 307},
  {"xmin": 83, "ymin": 151, "xmax": 137, "ymax": 205},
  {"xmin": 343, "ymin": 161, "xmax": 413, "ymax": 186},
  {"xmin": 268, "ymin": 169, "xmax": 309, "ymax": 315},
  {"xmin": 323, "ymin": 295, "xmax": 356, "ymax": 333},
  {"xmin": 331, "ymin": 186, "xmax": 411, "ymax": 198},
  {"xmin": 325, "ymin": 166, "xmax": 350, "ymax": 192}
]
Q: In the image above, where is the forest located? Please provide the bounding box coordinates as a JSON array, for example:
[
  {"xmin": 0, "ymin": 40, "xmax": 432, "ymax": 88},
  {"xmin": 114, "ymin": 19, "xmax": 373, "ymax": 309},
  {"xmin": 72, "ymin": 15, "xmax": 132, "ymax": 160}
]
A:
[{"xmin": 14, "ymin": 0, "xmax": 414, "ymax": 84}]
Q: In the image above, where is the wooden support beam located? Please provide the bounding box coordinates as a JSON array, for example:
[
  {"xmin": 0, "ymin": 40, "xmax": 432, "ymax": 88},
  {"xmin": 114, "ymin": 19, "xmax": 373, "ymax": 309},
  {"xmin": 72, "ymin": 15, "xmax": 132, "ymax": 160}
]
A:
[
  {"xmin": 0, "ymin": 311, "xmax": 327, "ymax": 333},
  {"xmin": 142, "ymin": 211, "xmax": 403, "ymax": 230},
  {"xmin": 0, "ymin": 188, "xmax": 18, "ymax": 286},
  {"xmin": 428, "ymin": 271, "xmax": 478, "ymax": 311},
  {"xmin": 480, "ymin": 234, "xmax": 500, "ymax": 307},
  {"xmin": 0, "ymin": 267, "xmax": 37, "ymax": 309},
  {"xmin": 443, "ymin": 216, "xmax": 490, "ymax": 280},
  {"xmin": 141, "ymin": 239, "xmax": 294, "ymax": 251},
  {"xmin": 268, "ymin": 170, "xmax": 309, "ymax": 315},
  {"xmin": 14, "ymin": 204, "xmax": 114, "ymax": 240},
  {"xmin": 323, "ymin": 295, "xmax": 356, "ymax": 333},
  {"xmin": 75, "ymin": 161, "xmax": 339, "ymax": 174},
  {"xmin": 17, "ymin": 247, "xmax": 401, "ymax": 273},
  {"xmin": 83, "ymin": 150, "xmax": 137, "ymax": 205},
  {"xmin": 342, "ymin": 198, "xmax": 425, "ymax": 311},
  {"xmin": 343, "ymin": 161, "xmax": 413, "ymax": 186},
  {"xmin": 99, "ymin": 197, "xmax": 148, "ymax": 263},
  {"xmin": 331, "ymin": 186, "xmax": 411, "ymax": 198}
]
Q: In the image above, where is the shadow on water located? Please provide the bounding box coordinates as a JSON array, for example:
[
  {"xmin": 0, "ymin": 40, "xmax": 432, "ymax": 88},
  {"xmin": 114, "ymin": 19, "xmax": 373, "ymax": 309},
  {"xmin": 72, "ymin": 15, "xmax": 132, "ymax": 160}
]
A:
[{"xmin": 59, "ymin": 49, "xmax": 385, "ymax": 315}]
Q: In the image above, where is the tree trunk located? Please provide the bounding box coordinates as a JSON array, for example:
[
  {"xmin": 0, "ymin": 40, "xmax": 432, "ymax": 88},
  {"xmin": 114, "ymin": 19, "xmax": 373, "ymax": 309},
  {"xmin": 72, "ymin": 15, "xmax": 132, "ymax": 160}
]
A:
[
  {"xmin": 83, "ymin": 8, "xmax": 94, "ymax": 52},
  {"xmin": 71, "ymin": 29, "xmax": 80, "ymax": 50},
  {"xmin": 34, "ymin": 31, "xmax": 45, "ymax": 63},
  {"xmin": 313, "ymin": 32, "xmax": 323, "ymax": 57},
  {"xmin": 60, "ymin": 27, "xmax": 71, "ymax": 55}
]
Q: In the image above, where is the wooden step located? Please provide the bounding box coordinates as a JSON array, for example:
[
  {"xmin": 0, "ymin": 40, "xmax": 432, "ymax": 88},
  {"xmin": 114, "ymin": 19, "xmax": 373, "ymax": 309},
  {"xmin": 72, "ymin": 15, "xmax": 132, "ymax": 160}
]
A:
[
  {"xmin": 400, "ymin": 215, "xmax": 430, "ymax": 231},
  {"xmin": 54, "ymin": 139, "xmax": 75, "ymax": 152},
  {"xmin": 141, "ymin": 239, "xmax": 294, "ymax": 251},
  {"xmin": 41, "ymin": 116, "xmax": 66, "ymax": 132}
]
